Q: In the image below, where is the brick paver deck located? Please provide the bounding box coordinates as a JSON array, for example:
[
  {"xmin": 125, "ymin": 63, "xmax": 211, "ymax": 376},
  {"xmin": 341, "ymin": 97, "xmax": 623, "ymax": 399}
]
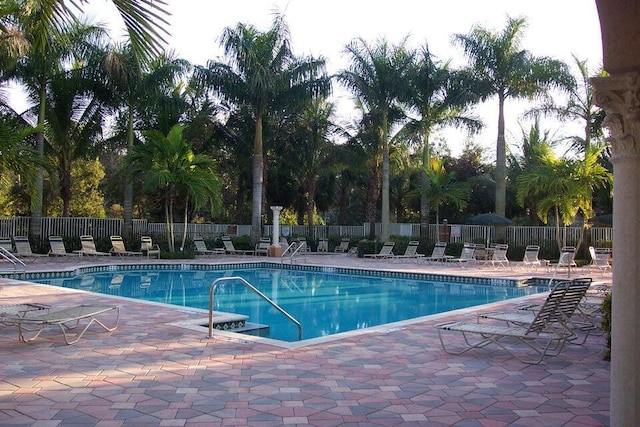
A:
[{"xmin": 0, "ymin": 255, "xmax": 610, "ymax": 426}]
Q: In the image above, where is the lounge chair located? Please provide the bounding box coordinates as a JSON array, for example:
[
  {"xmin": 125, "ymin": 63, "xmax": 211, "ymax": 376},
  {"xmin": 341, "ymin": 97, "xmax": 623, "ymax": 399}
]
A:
[
  {"xmin": 521, "ymin": 245, "xmax": 547, "ymax": 270},
  {"xmin": 0, "ymin": 237, "xmax": 14, "ymax": 253},
  {"xmin": 13, "ymin": 236, "xmax": 48, "ymax": 261},
  {"xmin": 363, "ymin": 241, "xmax": 395, "ymax": 259},
  {"xmin": 446, "ymin": 243, "xmax": 476, "ymax": 265},
  {"xmin": 255, "ymin": 238, "xmax": 271, "ymax": 256},
  {"xmin": 588, "ymin": 246, "xmax": 611, "ymax": 274},
  {"xmin": 317, "ymin": 238, "xmax": 329, "ymax": 252},
  {"xmin": 109, "ymin": 235, "xmax": 143, "ymax": 257},
  {"xmin": 0, "ymin": 303, "xmax": 49, "ymax": 321},
  {"xmin": 479, "ymin": 244, "xmax": 509, "ymax": 268},
  {"xmin": 140, "ymin": 236, "xmax": 161, "ymax": 259},
  {"xmin": 194, "ymin": 235, "xmax": 224, "ymax": 255},
  {"xmin": 424, "ymin": 242, "xmax": 453, "ymax": 263},
  {"xmin": 436, "ymin": 281, "xmax": 575, "ymax": 364},
  {"xmin": 478, "ymin": 278, "xmax": 594, "ymax": 344},
  {"xmin": 221, "ymin": 236, "xmax": 254, "ymax": 255},
  {"xmin": 1, "ymin": 305, "xmax": 119, "ymax": 344},
  {"xmin": 76, "ymin": 235, "xmax": 110, "ymax": 256},
  {"xmin": 473, "ymin": 244, "xmax": 488, "ymax": 261},
  {"xmin": 48, "ymin": 236, "xmax": 79, "ymax": 258},
  {"xmin": 393, "ymin": 241, "xmax": 424, "ymax": 261},
  {"xmin": 555, "ymin": 246, "xmax": 577, "ymax": 270},
  {"xmin": 334, "ymin": 238, "xmax": 350, "ymax": 253}
]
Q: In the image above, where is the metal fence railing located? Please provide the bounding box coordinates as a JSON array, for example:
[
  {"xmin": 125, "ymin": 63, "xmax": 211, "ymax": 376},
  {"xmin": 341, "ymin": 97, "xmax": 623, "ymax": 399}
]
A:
[{"xmin": 0, "ymin": 217, "xmax": 613, "ymax": 250}]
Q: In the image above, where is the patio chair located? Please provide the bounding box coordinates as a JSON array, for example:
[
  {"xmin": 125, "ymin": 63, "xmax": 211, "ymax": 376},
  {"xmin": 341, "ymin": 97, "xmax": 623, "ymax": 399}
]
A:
[
  {"xmin": 446, "ymin": 243, "xmax": 476, "ymax": 265},
  {"xmin": 436, "ymin": 281, "xmax": 575, "ymax": 364},
  {"xmin": 363, "ymin": 241, "xmax": 395, "ymax": 259},
  {"xmin": 13, "ymin": 236, "xmax": 48, "ymax": 261},
  {"xmin": 317, "ymin": 238, "xmax": 329, "ymax": 252},
  {"xmin": 221, "ymin": 236, "xmax": 254, "ymax": 255},
  {"xmin": 0, "ymin": 237, "xmax": 14, "ymax": 253},
  {"xmin": 109, "ymin": 235, "xmax": 143, "ymax": 257},
  {"xmin": 479, "ymin": 243, "xmax": 509, "ymax": 268},
  {"xmin": 48, "ymin": 236, "xmax": 79, "ymax": 258},
  {"xmin": 478, "ymin": 278, "xmax": 595, "ymax": 344},
  {"xmin": 334, "ymin": 238, "xmax": 351, "ymax": 253},
  {"xmin": 555, "ymin": 246, "xmax": 577, "ymax": 270},
  {"xmin": 140, "ymin": 236, "xmax": 160, "ymax": 259},
  {"xmin": 76, "ymin": 235, "xmax": 110, "ymax": 256},
  {"xmin": 1, "ymin": 304, "xmax": 119, "ymax": 345},
  {"xmin": 588, "ymin": 246, "xmax": 612, "ymax": 274},
  {"xmin": 0, "ymin": 303, "xmax": 49, "ymax": 322},
  {"xmin": 255, "ymin": 238, "xmax": 271, "ymax": 256},
  {"xmin": 424, "ymin": 242, "xmax": 453, "ymax": 263},
  {"xmin": 193, "ymin": 235, "xmax": 223, "ymax": 256},
  {"xmin": 521, "ymin": 245, "xmax": 548, "ymax": 270},
  {"xmin": 393, "ymin": 241, "xmax": 424, "ymax": 261}
]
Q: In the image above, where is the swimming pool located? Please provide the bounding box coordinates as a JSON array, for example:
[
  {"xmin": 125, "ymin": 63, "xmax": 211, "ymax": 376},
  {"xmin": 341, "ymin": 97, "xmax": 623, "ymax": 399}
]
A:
[{"xmin": 28, "ymin": 263, "xmax": 547, "ymax": 342}]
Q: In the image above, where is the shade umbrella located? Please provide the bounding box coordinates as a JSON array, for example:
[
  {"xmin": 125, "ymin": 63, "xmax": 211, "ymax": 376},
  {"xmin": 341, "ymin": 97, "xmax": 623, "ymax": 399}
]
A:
[
  {"xmin": 467, "ymin": 213, "xmax": 514, "ymax": 247},
  {"xmin": 467, "ymin": 213, "xmax": 514, "ymax": 225},
  {"xmin": 591, "ymin": 214, "xmax": 613, "ymax": 226}
]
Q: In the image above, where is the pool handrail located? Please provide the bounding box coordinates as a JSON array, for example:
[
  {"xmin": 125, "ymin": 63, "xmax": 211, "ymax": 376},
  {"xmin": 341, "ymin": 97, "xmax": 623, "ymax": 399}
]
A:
[
  {"xmin": 208, "ymin": 276, "xmax": 302, "ymax": 341},
  {"xmin": 280, "ymin": 241, "xmax": 307, "ymax": 264},
  {"xmin": 0, "ymin": 246, "xmax": 26, "ymax": 276}
]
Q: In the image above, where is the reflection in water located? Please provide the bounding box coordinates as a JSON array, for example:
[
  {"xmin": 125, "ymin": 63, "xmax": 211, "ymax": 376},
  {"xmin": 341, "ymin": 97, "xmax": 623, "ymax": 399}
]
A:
[{"xmin": 34, "ymin": 269, "xmax": 545, "ymax": 342}]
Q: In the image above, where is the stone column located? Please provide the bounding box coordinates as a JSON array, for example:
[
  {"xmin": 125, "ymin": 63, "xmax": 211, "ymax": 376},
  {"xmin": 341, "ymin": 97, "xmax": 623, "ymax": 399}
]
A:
[
  {"xmin": 591, "ymin": 72, "xmax": 640, "ymax": 425},
  {"xmin": 268, "ymin": 206, "xmax": 283, "ymax": 257}
]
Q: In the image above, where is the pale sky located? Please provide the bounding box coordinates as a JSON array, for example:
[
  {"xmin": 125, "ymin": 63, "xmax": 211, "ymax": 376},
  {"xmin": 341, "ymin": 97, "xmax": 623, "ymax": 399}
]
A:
[{"xmin": 84, "ymin": 0, "xmax": 604, "ymax": 157}]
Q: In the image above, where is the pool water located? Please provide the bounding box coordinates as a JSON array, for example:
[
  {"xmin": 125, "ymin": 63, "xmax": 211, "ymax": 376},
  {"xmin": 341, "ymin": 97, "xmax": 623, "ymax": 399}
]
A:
[{"xmin": 34, "ymin": 267, "xmax": 545, "ymax": 342}]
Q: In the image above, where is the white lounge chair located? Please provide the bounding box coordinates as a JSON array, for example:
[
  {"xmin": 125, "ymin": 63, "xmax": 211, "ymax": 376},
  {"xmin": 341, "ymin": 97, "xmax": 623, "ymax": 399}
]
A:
[
  {"xmin": 255, "ymin": 238, "xmax": 270, "ymax": 256},
  {"xmin": 140, "ymin": 236, "xmax": 161, "ymax": 259},
  {"xmin": 555, "ymin": 246, "xmax": 577, "ymax": 270},
  {"xmin": 334, "ymin": 238, "xmax": 351, "ymax": 253},
  {"xmin": 317, "ymin": 238, "xmax": 329, "ymax": 252},
  {"xmin": 393, "ymin": 241, "xmax": 424, "ymax": 261},
  {"xmin": 588, "ymin": 246, "xmax": 611, "ymax": 274},
  {"xmin": 48, "ymin": 236, "xmax": 79, "ymax": 258},
  {"xmin": 424, "ymin": 242, "xmax": 453, "ymax": 263},
  {"xmin": 1, "ymin": 305, "xmax": 119, "ymax": 345},
  {"xmin": 221, "ymin": 236, "xmax": 254, "ymax": 255},
  {"xmin": 521, "ymin": 245, "xmax": 546, "ymax": 270},
  {"xmin": 76, "ymin": 235, "xmax": 110, "ymax": 256},
  {"xmin": 436, "ymin": 281, "xmax": 576, "ymax": 364},
  {"xmin": 110, "ymin": 235, "xmax": 143, "ymax": 257},
  {"xmin": 193, "ymin": 235, "xmax": 224, "ymax": 256},
  {"xmin": 446, "ymin": 243, "xmax": 476, "ymax": 265},
  {"xmin": 363, "ymin": 241, "xmax": 395, "ymax": 259},
  {"xmin": 13, "ymin": 236, "xmax": 48, "ymax": 261},
  {"xmin": 480, "ymin": 244, "xmax": 509, "ymax": 268}
]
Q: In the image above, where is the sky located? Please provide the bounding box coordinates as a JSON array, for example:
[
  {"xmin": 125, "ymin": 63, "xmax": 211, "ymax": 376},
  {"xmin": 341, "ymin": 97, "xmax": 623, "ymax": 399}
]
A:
[{"xmin": 81, "ymin": 0, "xmax": 604, "ymax": 157}]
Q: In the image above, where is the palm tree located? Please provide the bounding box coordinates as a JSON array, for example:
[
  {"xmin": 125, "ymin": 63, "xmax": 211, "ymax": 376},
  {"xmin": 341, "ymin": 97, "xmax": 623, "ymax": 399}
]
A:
[
  {"xmin": 1, "ymin": 0, "xmax": 168, "ymax": 238},
  {"xmin": 399, "ymin": 44, "xmax": 482, "ymax": 237},
  {"xmin": 338, "ymin": 36, "xmax": 413, "ymax": 241},
  {"xmin": 414, "ymin": 156, "xmax": 468, "ymax": 227},
  {"xmin": 126, "ymin": 124, "xmax": 220, "ymax": 252},
  {"xmin": 0, "ymin": 118, "xmax": 42, "ymax": 195},
  {"xmin": 195, "ymin": 13, "xmax": 330, "ymax": 243},
  {"xmin": 516, "ymin": 144, "xmax": 612, "ymax": 252},
  {"xmin": 453, "ymin": 16, "xmax": 574, "ymax": 218},
  {"xmin": 104, "ymin": 46, "xmax": 190, "ymax": 237},
  {"xmin": 526, "ymin": 54, "xmax": 605, "ymax": 154}
]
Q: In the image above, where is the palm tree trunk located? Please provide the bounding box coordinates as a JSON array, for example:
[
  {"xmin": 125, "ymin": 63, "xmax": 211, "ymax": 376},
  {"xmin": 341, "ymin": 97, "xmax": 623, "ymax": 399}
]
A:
[
  {"xmin": 122, "ymin": 108, "xmax": 135, "ymax": 239},
  {"xmin": 30, "ymin": 82, "xmax": 47, "ymax": 240},
  {"xmin": 420, "ymin": 132, "xmax": 431, "ymax": 238},
  {"xmin": 181, "ymin": 195, "xmax": 189, "ymax": 252},
  {"xmin": 495, "ymin": 91, "xmax": 507, "ymax": 218},
  {"xmin": 381, "ymin": 116, "xmax": 390, "ymax": 241},
  {"xmin": 306, "ymin": 176, "xmax": 316, "ymax": 239},
  {"xmin": 251, "ymin": 115, "xmax": 264, "ymax": 244}
]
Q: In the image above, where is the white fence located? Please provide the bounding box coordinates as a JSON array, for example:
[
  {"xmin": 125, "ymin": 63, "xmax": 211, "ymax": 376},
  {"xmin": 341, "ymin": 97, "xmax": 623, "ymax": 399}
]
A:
[{"xmin": 0, "ymin": 217, "xmax": 612, "ymax": 249}]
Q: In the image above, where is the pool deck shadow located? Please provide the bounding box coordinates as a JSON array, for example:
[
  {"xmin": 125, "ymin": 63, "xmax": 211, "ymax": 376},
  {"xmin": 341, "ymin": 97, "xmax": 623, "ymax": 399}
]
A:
[{"xmin": 0, "ymin": 255, "xmax": 610, "ymax": 426}]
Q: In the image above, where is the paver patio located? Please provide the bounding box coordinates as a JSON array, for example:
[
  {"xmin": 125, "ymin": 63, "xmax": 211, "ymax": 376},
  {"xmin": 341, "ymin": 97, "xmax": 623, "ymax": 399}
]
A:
[{"xmin": 0, "ymin": 255, "xmax": 610, "ymax": 426}]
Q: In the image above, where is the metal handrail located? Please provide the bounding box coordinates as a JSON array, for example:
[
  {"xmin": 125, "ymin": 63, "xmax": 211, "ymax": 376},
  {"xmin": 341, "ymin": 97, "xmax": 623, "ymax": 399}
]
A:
[
  {"xmin": 0, "ymin": 246, "xmax": 26, "ymax": 269},
  {"xmin": 280, "ymin": 241, "xmax": 307, "ymax": 264},
  {"xmin": 208, "ymin": 276, "xmax": 302, "ymax": 341}
]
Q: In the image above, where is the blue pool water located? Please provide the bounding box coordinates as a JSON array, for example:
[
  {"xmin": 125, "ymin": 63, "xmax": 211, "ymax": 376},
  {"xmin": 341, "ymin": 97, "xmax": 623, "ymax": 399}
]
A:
[{"xmin": 32, "ymin": 266, "xmax": 546, "ymax": 342}]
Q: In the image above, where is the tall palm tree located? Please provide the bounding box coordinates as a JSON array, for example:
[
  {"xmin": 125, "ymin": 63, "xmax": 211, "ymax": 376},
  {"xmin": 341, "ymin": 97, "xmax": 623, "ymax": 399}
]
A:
[
  {"xmin": 195, "ymin": 13, "xmax": 330, "ymax": 243},
  {"xmin": 104, "ymin": 46, "xmax": 190, "ymax": 237},
  {"xmin": 516, "ymin": 144, "xmax": 612, "ymax": 252},
  {"xmin": 126, "ymin": 124, "xmax": 220, "ymax": 252},
  {"xmin": 338, "ymin": 36, "xmax": 413, "ymax": 241},
  {"xmin": 399, "ymin": 44, "xmax": 482, "ymax": 237},
  {"xmin": 526, "ymin": 54, "xmax": 604, "ymax": 154},
  {"xmin": 453, "ymin": 16, "xmax": 574, "ymax": 218},
  {"xmin": 1, "ymin": 0, "xmax": 168, "ymax": 238},
  {"xmin": 415, "ymin": 156, "xmax": 468, "ymax": 227}
]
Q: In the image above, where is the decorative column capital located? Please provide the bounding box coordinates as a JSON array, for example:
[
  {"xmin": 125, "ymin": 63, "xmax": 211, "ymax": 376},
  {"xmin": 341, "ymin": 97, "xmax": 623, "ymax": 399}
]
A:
[{"xmin": 591, "ymin": 71, "xmax": 640, "ymax": 159}]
